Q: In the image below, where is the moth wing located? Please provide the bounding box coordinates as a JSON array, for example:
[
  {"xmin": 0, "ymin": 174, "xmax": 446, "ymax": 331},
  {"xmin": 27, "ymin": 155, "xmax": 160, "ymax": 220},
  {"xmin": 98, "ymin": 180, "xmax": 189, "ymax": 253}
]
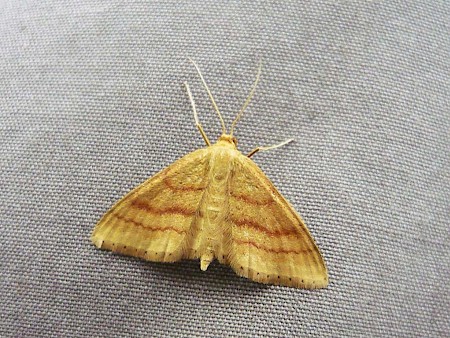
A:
[
  {"xmin": 91, "ymin": 148, "xmax": 210, "ymax": 262},
  {"xmin": 227, "ymin": 155, "xmax": 328, "ymax": 288}
]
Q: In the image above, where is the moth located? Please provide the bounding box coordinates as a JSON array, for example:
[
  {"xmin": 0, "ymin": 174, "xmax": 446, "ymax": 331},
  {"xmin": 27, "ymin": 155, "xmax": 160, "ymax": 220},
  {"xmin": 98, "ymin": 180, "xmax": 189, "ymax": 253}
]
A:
[{"xmin": 91, "ymin": 59, "xmax": 328, "ymax": 288}]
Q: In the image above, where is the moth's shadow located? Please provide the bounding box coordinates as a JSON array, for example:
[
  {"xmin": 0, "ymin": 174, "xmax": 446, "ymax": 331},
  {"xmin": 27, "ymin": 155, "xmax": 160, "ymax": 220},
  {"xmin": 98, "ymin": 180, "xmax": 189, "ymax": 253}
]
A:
[{"xmin": 138, "ymin": 258, "xmax": 269, "ymax": 296}]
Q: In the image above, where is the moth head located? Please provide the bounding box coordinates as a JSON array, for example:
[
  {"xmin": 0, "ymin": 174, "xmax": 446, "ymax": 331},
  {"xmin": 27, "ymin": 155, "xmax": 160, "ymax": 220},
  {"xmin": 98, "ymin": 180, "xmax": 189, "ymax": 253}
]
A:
[{"xmin": 218, "ymin": 134, "xmax": 238, "ymax": 148}]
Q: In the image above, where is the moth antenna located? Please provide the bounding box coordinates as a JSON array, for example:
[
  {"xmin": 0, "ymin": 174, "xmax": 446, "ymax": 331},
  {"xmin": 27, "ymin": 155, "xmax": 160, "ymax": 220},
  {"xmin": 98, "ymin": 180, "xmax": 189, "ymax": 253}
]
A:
[
  {"xmin": 230, "ymin": 59, "xmax": 263, "ymax": 136},
  {"xmin": 188, "ymin": 58, "xmax": 227, "ymax": 134},
  {"xmin": 184, "ymin": 81, "xmax": 211, "ymax": 146}
]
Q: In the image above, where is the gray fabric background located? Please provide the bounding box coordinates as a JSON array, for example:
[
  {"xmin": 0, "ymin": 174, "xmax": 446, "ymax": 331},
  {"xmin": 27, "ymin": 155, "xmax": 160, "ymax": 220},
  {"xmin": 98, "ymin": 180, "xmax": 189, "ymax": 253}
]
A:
[{"xmin": 1, "ymin": 1, "xmax": 449, "ymax": 337}]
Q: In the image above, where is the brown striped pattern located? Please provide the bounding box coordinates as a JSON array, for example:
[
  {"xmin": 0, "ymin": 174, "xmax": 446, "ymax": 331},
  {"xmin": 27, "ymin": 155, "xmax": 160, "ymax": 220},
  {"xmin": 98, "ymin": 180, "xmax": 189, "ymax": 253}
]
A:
[
  {"xmin": 233, "ymin": 238, "xmax": 312, "ymax": 255},
  {"xmin": 231, "ymin": 217, "xmax": 298, "ymax": 237},
  {"xmin": 112, "ymin": 212, "xmax": 187, "ymax": 235},
  {"xmin": 131, "ymin": 199, "xmax": 195, "ymax": 216}
]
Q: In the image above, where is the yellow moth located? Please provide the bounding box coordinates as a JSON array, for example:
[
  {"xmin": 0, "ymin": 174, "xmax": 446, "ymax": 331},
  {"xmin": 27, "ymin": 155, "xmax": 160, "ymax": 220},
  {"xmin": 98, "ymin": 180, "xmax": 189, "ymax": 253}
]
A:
[{"xmin": 91, "ymin": 59, "xmax": 328, "ymax": 289}]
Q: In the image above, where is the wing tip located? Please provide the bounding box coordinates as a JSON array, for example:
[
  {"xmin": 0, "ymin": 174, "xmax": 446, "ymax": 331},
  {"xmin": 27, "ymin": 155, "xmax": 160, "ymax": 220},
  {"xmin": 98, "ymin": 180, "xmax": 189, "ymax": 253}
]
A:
[{"xmin": 91, "ymin": 233, "xmax": 104, "ymax": 249}]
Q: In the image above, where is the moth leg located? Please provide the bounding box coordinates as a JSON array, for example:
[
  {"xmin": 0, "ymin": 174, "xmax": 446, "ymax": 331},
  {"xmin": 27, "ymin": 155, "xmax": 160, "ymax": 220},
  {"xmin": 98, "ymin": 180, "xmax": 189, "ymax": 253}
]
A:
[
  {"xmin": 247, "ymin": 138, "xmax": 294, "ymax": 158},
  {"xmin": 184, "ymin": 81, "xmax": 211, "ymax": 146}
]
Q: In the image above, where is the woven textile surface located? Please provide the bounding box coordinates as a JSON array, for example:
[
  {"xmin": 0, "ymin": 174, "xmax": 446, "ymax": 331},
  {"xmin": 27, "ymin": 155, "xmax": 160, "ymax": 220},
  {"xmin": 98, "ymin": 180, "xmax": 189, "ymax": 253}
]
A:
[{"xmin": 1, "ymin": 1, "xmax": 449, "ymax": 337}]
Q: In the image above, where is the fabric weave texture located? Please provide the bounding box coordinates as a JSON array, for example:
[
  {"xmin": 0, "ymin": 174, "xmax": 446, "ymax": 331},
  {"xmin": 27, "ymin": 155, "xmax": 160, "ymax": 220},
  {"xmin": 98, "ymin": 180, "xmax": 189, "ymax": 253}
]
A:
[{"xmin": 1, "ymin": 1, "xmax": 449, "ymax": 337}]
